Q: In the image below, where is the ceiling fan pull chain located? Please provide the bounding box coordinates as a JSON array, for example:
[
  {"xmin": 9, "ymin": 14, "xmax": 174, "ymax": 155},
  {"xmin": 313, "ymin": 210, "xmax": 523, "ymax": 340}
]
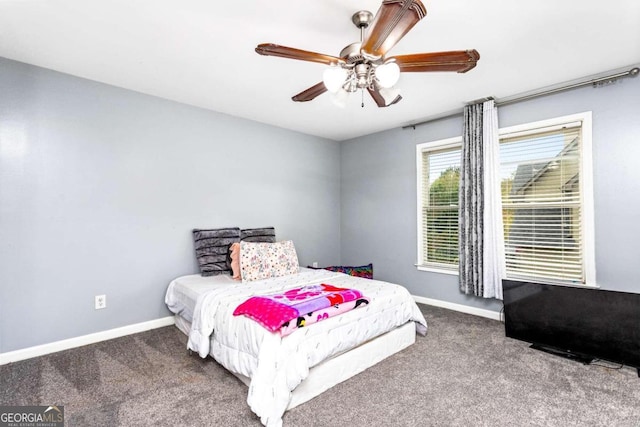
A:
[{"xmin": 361, "ymin": 90, "xmax": 365, "ymax": 108}]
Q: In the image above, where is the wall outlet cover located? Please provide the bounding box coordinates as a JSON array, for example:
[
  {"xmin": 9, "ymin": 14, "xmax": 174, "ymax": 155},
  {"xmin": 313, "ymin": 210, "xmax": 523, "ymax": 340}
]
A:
[{"xmin": 95, "ymin": 294, "xmax": 107, "ymax": 310}]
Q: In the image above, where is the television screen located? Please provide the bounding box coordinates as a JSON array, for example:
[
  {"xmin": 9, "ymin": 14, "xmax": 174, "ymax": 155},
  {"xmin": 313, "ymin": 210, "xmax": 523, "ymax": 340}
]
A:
[{"xmin": 502, "ymin": 279, "xmax": 640, "ymax": 369}]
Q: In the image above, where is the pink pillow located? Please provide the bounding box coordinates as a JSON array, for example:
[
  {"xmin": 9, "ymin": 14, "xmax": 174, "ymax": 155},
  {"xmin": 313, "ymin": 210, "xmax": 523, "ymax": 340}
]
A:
[{"xmin": 229, "ymin": 242, "xmax": 241, "ymax": 280}]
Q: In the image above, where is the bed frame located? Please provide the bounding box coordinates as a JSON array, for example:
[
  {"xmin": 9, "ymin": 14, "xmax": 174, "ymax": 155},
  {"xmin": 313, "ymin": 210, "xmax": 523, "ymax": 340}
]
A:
[{"xmin": 174, "ymin": 314, "xmax": 415, "ymax": 409}]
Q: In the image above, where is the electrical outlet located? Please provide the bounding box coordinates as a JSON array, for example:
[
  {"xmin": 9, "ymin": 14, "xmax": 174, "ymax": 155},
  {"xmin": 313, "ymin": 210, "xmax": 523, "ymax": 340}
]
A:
[
  {"xmin": 95, "ymin": 294, "xmax": 106, "ymax": 310},
  {"xmin": 312, "ymin": 261, "xmax": 318, "ymax": 268}
]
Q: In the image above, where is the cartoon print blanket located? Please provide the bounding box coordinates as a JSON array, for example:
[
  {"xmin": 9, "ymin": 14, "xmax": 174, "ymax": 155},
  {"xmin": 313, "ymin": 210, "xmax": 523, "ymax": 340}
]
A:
[{"xmin": 233, "ymin": 283, "xmax": 369, "ymax": 336}]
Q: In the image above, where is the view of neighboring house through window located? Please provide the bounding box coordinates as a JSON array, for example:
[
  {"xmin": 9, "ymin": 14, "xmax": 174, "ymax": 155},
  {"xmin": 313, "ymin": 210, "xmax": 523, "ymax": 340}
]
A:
[
  {"xmin": 500, "ymin": 122, "xmax": 584, "ymax": 284},
  {"xmin": 417, "ymin": 112, "xmax": 594, "ymax": 286}
]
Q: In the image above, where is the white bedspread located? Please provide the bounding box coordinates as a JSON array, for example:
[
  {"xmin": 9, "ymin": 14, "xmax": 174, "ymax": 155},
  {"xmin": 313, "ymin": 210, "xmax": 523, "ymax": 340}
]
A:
[
  {"xmin": 165, "ymin": 273, "xmax": 236, "ymax": 323},
  {"xmin": 166, "ymin": 268, "xmax": 427, "ymax": 427}
]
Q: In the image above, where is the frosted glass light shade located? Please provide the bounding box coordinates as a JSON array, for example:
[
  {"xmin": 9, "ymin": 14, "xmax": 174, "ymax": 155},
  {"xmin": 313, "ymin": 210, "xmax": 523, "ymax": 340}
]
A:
[
  {"xmin": 323, "ymin": 66, "xmax": 347, "ymax": 93},
  {"xmin": 331, "ymin": 88, "xmax": 349, "ymax": 108},
  {"xmin": 378, "ymin": 86, "xmax": 401, "ymax": 105},
  {"xmin": 375, "ymin": 62, "xmax": 400, "ymax": 88}
]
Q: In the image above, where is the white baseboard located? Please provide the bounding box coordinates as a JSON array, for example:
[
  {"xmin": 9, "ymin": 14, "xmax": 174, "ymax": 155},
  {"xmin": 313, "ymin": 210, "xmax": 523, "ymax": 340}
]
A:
[
  {"xmin": 1, "ymin": 299, "xmax": 500, "ymax": 365},
  {"xmin": 413, "ymin": 295, "xmax": 503, "ymax": 321},
  {"xmin": 0, "ymin": 316, "xmax": 175, "ymax": 365}
]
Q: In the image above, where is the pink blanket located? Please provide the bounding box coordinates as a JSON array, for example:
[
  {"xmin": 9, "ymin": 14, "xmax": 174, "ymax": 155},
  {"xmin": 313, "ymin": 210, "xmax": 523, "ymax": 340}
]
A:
[{"xmin": 233, "ymin": 283, "xmax": 369, "ymax": 336}]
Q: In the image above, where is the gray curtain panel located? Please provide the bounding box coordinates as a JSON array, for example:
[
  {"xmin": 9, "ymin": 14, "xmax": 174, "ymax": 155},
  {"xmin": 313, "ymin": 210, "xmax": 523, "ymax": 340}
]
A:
[{"xmin": 459, "ymin": 103, "xmax": 484, "ymax": 296}]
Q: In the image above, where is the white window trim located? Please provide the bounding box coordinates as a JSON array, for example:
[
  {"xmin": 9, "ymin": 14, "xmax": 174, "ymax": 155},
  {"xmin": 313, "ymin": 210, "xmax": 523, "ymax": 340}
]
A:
[
  {"xmin": 416, "ymin": 136, "xmax": 462, "ymax": 274},
  {"xmin": 416, "ymin": 112, "xmax": 597, "ymax": 287},
  {"xmin": 416, "ymin": 264, "xmax": 460, "ymax": 275}
]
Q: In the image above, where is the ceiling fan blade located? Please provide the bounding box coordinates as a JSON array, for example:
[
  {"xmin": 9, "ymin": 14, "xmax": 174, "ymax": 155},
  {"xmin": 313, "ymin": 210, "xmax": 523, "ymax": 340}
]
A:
[
  {"xmin": 256, "ymin": 43, "xmax": 344, "ymax": 66},
  {"xmin": 367, "ymin": 86, "xmax": 403, "ymax": 107},
  {"xmin": 361, "ymin": 0, "xmax": 427, "ymax": 59},
  {"xmin": 292, "ymin": 82, "xmax": 328, "ymax": 102},
  {"xmin": 391, "ymin": 50, "xmax": 480, "ymax": 73}
]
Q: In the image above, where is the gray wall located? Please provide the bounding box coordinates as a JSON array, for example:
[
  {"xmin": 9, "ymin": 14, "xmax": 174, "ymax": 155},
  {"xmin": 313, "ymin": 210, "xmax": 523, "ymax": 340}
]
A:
[
  {"xmin": 0, "ymin": 57, "xmax": 341, "ymax": 353},
  {"xmin": 3, "ymin": 54, "xmax": 638, "ymax": 355},
  {"xmin": 341, "ymin": 76, "xmax": 640, "ymax": 313}
]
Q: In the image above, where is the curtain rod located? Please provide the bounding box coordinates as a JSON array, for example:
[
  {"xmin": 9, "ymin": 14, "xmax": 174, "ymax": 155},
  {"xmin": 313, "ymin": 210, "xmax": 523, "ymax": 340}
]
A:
[{"xmin": 402, "ymin": 66, "xmax": 640, "ymax": 130}]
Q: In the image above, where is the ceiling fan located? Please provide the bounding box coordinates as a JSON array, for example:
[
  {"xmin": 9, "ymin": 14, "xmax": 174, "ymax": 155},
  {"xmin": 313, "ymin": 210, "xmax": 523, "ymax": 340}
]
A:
[{"xmin": 256, "ymin": 0, "xmax": 480, "ymax": 107}]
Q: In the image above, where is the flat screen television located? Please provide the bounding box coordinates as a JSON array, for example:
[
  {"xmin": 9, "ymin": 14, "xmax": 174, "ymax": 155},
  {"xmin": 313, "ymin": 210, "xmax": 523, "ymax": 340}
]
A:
[{"xmin": 502, "ymin": 279, "xmax": 640, "ymax": 376}]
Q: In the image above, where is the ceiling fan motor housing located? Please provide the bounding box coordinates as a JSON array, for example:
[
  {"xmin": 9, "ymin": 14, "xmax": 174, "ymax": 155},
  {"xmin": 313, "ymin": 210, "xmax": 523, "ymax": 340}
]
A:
[{"xmin": 340, "ymin": 43, "xmax": 366, "ymax": 65}]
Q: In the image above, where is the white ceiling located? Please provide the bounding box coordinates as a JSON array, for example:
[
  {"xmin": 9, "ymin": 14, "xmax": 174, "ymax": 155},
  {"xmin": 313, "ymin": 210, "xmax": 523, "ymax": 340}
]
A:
[{"xmin": 1, "ymin": 0, "xmax": 639, "ymax": 141}]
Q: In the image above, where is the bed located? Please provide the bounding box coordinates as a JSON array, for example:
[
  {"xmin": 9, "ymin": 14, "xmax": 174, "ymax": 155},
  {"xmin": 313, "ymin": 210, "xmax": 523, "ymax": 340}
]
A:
[{"xmin": 165, "ymin": 266, "xmax": 427, "ymax": 427}]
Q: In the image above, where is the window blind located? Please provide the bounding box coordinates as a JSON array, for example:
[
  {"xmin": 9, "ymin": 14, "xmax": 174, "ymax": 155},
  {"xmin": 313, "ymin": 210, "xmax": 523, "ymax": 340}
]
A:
[
  {"xmin": 421, "ymin": 147, "xmax": 461, "ymax": 268},
  {"xmin": 499, "ymin": 123, "xmax": 584, "ymax": 284}
]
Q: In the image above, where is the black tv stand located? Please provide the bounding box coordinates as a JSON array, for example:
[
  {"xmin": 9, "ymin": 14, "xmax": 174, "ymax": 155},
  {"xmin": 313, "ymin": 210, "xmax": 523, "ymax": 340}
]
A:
[{"xmin": 530, "ymin": 344, "xmax": 594, "ymax": 365}]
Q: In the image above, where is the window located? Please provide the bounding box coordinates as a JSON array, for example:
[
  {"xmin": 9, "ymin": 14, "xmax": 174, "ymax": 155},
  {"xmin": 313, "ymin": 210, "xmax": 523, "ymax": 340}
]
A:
[
  {"xmin": 416, "ymin": 137, "xmax": 461, "ymax": 274},
  {"xmin": 417, "ymin": 112, "xmax": 595, "ymax": 286},
  {"xmin": 500, "ymin": 120, "xmax": 590, "ymax": 284}
]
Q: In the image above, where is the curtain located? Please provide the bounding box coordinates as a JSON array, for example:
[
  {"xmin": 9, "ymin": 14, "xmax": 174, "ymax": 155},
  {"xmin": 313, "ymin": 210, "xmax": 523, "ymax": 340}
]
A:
[
  {"xmin": 481, "ymin": 100, "xmax": 505, "ymax": 299},
  {"xmin": 459, "ymin": 99, "xmax": 505, "ymax": 299},
  {"xmin": 459, "ymin": 103, "xmax": 483, "ymax": 296}
]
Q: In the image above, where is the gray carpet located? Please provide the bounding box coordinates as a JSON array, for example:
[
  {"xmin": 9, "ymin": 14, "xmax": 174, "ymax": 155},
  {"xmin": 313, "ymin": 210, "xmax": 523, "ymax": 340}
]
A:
[{"xmin": 2, "ymin": 305, "xmax": 639, "ymax": 426}]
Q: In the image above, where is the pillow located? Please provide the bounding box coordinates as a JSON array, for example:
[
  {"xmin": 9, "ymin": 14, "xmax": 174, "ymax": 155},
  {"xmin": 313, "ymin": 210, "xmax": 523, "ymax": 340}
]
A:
[
  {"xmin": 227, "ymin": 227, "xmax": 277, "ymax": 270},
  {"xmin": 193, "ymin": 227, "xmax": 240, "ymax": 276},
  {"xmin": 229, "ymin": 242, "xmax": 241, "ymax": 280},
  {"xmin": 308, "ymin": 263, "xmax": 373, "ymax": 280},
  {"xmin": 240, "ymin": 227, "xmax": 276, "ymax": 243},
  {"xmin": 240, "ymin": 240, "xmax": 299, "ymax": 282}
]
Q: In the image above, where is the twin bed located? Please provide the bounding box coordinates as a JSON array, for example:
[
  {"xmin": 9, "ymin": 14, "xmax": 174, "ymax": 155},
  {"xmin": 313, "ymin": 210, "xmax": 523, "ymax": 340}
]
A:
[{"xmin": 165, "ymin": 266, "xmax": 427, "ymax": 427}]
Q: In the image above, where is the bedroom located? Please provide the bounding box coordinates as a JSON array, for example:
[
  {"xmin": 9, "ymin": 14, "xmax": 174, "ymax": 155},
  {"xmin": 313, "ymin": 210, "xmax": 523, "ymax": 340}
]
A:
[{"xmin": 1, "ymin": 0, "xmax": 640, "ymax": 426}]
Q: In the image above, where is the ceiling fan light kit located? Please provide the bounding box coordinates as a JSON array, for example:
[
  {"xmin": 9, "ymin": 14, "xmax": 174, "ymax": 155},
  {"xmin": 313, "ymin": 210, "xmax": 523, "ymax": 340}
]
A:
[
  {"xmin": 375, "ymin": 61, "xmax": 401, "ymax": 88},
  {"xmin": 256, "ymin": 0, "xmax": 480, "ymax": 108},
  {"xmin": 331, "ymin": 88, "xmax": 350, "ymax": 108},
  {"xmin": 323, "ymin": 66, "xmax": 348, "ymax": 93}
]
